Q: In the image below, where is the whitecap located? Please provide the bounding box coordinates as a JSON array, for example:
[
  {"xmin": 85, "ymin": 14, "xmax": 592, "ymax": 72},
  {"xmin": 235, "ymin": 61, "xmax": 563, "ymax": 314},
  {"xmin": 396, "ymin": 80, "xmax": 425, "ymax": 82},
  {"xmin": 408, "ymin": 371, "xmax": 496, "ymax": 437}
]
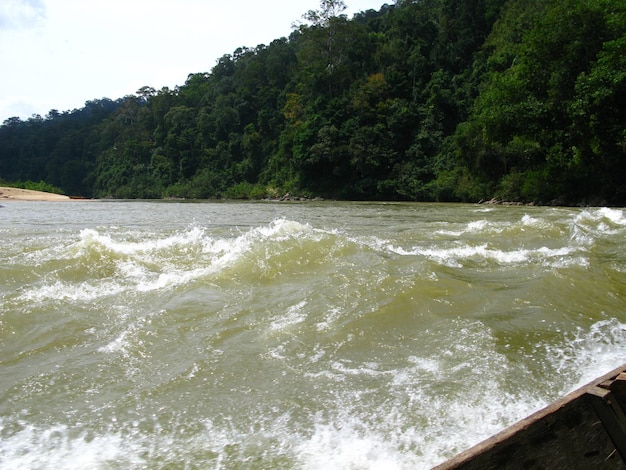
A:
[
  {"xmin": 467, "ymin": 220, "xmax": 489, "ymax": 232},
  {"xmin": 521, "ymin": 214, "xmax": 542, "ymax": 226},
  {"xmin": 545, "ymin": 318, "xmax": 626, "ymax": 393},
  {"xmin": 296, "ymin": 421, "xmax": 408, "ymax": 470},
  {"xmin": 388, "ymin": 242, "xmax": 583, "ymax": 268},
  {"xmin": 597, "ymin": 207, "xmax": 626, "ymax": 226},
  {"xmin": 315, "ymin": 307, "xmax": 343, "ymax": 332},
  {"xmin": 98, "ymin": 329, "xmax": 130, "ymax": 354},
  {"xmin": 134, "ymin": 266, "xmax": 213, "ymax": 292},
  {"xmin": 18, "ymin": 280, "xmax": 125, "ymax": 303},
  {"xmin": 0, "ymin": 423, "xmax": 143, "ymax": 470},
  {"xmin": 270, "ymin": 300, "xmax": 308, "ymax": 331}
]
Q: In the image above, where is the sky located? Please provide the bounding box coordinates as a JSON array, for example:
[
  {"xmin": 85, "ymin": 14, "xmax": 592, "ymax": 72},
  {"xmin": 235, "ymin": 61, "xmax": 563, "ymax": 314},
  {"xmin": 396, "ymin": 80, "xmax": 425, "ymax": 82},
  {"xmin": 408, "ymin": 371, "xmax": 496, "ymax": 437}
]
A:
[{"xmin": 0, "ymin": 0, "xmax": 387, "ymax": 124}]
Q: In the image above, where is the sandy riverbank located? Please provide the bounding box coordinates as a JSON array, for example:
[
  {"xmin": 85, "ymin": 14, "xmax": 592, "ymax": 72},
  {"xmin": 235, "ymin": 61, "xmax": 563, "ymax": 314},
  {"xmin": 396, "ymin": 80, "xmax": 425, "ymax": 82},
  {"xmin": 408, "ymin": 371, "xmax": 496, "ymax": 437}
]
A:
[{"xmin": 0, "ymin": 186, "xmax": 71, "ymax": 201}]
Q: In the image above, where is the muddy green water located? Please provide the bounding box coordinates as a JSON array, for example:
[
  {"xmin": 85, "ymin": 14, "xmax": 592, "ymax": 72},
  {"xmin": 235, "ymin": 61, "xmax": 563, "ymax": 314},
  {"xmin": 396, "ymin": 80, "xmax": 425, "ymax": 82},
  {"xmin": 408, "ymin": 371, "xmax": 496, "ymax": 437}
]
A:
[{"xmin": 1, "ymin": 201, "xmax": 625, "ymax": 469}]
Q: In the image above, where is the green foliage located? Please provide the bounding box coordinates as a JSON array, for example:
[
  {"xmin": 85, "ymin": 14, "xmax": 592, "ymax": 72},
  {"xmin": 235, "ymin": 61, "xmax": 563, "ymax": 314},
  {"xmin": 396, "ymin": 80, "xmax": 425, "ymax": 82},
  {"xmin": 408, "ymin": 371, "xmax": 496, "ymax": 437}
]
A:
[
  {"xmin": 0, "ymin": 0, "xmax": 624, "ymax": 204},
  {"xmin": 461, "ymin": 0, "xmax": 626, "ymax": 204},
  {"xmin": 224, "ymin": 182, "xmax": 272, "ymax": 200}
]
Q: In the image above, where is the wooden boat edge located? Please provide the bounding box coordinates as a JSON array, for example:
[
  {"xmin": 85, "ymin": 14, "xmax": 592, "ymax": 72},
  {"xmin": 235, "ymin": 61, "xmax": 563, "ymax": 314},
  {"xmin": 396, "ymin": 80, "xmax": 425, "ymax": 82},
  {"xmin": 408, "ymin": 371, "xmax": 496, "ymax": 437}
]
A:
[{"xmin": 434, "ymin": 363, "xmax": 626, "ymax": 469}]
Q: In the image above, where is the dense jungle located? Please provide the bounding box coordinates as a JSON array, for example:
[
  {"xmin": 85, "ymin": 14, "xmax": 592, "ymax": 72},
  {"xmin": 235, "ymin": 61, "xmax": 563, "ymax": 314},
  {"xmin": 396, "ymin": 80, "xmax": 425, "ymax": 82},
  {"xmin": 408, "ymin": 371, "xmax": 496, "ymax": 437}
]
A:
[{"xmin": 1, "ymin": 0, "xmax": 624, "ymax": 205}]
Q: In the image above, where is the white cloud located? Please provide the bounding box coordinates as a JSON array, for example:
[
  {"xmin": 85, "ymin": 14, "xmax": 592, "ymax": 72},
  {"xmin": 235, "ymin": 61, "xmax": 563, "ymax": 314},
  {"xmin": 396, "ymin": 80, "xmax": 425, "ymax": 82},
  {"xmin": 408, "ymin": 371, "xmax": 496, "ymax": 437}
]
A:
[
  {"xmin": 0, "ymin": 0, "xmax": 385, "ymax": 123},
  {"xmin": 0, "ymin": 0, "xmax": 46, "ymax": 30}
]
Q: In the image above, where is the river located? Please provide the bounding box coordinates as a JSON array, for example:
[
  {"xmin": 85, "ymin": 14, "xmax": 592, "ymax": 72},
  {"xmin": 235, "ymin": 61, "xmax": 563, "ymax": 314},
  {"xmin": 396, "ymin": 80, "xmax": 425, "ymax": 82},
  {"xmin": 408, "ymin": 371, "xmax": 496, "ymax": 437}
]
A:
[{"xmin": 1, "ymin": 200, "xmax": 625, "ymax": 469}]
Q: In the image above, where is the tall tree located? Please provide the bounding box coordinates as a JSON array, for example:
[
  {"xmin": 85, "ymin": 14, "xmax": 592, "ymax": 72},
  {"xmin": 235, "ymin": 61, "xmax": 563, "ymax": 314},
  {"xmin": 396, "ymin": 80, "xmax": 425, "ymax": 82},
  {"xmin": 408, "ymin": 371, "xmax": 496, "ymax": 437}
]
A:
[{"xmin": 296, "ymin": 0, "xmax": 352, "ymax": 96}]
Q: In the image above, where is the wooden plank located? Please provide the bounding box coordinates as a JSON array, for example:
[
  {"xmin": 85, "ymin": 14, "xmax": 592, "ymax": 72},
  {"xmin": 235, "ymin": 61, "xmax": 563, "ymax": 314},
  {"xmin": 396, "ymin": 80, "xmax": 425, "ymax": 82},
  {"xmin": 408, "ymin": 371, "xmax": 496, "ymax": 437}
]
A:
[
  {"xmin": 588, "ymin": 388, "xmax": 626, "ymax": 462},
  {"xmin": 611, "ymin": 374, "xmax": 626, "ymax": 412}
]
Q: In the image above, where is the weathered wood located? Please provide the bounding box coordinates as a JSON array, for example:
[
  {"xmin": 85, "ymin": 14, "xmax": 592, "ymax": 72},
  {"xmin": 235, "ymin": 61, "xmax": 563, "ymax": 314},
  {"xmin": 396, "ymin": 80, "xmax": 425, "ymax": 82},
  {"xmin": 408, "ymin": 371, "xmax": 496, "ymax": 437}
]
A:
[
  {"xmin": 588, "ymin": 388, "xmax": 626, "ymax": 462},
  {"xmin": 610, "ymin": 373, "xmax": 626, "ymax": 412}
]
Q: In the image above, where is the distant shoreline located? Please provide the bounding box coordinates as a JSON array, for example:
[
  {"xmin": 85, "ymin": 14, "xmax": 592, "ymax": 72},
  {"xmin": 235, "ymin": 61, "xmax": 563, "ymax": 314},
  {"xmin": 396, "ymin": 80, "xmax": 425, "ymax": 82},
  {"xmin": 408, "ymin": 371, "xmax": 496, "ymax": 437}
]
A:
[{"xmin": 0, "ymin": 186, "xmax": 71, "ymax": 201}]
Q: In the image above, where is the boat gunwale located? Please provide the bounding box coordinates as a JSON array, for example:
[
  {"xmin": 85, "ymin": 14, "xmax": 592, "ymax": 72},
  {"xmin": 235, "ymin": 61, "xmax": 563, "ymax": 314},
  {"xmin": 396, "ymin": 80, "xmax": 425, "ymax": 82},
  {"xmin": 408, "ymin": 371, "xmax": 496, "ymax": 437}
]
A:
[{"xmin": 434, "ymin": 363, "xmax": 626, "ymax": 469}]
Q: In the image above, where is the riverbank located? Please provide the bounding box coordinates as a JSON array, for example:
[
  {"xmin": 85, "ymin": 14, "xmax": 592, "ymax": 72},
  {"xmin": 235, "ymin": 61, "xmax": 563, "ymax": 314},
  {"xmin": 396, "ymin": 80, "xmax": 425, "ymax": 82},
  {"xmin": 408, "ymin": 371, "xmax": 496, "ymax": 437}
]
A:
[{"xmin": 0, "ymin": 186, "xmax": 71, "ymax": 201}]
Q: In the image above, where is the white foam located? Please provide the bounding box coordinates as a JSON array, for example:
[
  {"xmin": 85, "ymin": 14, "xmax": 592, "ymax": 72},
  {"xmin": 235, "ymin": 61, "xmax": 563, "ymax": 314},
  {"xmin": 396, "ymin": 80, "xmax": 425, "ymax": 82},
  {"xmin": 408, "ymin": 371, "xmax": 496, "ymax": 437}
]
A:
[
  {"xmin": 521, "ymin": 214, "xmax": 542, "ymax": 226},
  {"xmin": 573, "ymin": 208, "xmax": 626, "ymax": 241},
  {"xmin": 98, "ymin": 329, "xmax": 130, "ymax": 354},
  {"xmin": 546, "ymin": 318, "xmax": 626, "ymax": 393},
  {"xmin": 395, "ymin": 244, "xmax": 580, "ymax": 268},
  {"xmin": 315, "ymin": 307, "xmax": 343, "ymax": 332},
  {"xmin": 296, "ymin": 421, "xmax": 410, "ymax": 470},
  {"xmin": 597, "ymin": 207, "xmax": 626, "ymax": 226},
  {"xmin": 251, "ymin": 218, "xmax": 312, "ymax": 239},
  {"xmin": 42, "ymin": 220, "xmax": 319, "ymax": 295},
  {"xmin": 76, "ymin": 226, "xmax": 207, "ymax": 257},
  {"xmin": 467, "ymin": 220, "xmax": 489, "ymax": 232},
  {"xmin": 0, "ymin": 423, "xmax": 143, "ymax": 470},
  {"xmin": 3, "ymin": 315, "xmax": 607, "ymax": 470},
  {"xmin": 97, "ymin": 311, "xmax": 156, "ymax": 359},
  {"xmin": 18, "ymin": 280, "xmax": 125, "ymax": 303},
  {"xmin": 270, "ymin": 300, "xmax": 308, "ymax": 331},
  {"xmin": 329, "ymin": 360, "xmax": 390, "ymax": 378},
  {"xmin": 433, "ymin": 221, "xmax": 491, "ymax": 238},
  {"xmin": 134, "ymin": 266, "xmax": 213, "ymax": 292}
]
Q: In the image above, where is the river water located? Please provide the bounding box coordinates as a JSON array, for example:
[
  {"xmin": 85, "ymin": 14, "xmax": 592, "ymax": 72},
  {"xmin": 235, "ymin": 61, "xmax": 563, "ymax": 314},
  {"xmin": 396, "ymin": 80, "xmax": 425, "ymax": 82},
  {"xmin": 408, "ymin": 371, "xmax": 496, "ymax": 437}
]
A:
[{"xmin": 1, "ymin": 200, "xmax": 625, "ymax": 469}]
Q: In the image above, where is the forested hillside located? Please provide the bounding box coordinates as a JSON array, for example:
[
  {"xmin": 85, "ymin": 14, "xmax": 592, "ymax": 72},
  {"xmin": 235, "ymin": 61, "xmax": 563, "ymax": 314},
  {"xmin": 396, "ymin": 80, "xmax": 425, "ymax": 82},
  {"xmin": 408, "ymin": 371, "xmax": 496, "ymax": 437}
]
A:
[{"xmin": 1, "ymin": 0, "xmax": 624, "ymax": 204}]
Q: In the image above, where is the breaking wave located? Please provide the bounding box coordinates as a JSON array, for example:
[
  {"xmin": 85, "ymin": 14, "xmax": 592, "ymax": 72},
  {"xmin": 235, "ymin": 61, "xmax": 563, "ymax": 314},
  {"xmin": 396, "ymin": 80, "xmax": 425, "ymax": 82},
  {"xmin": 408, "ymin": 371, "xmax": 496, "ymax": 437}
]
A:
[{"xmin": 1, "ymin": 203, "xmax": 625, "ymax": 469}]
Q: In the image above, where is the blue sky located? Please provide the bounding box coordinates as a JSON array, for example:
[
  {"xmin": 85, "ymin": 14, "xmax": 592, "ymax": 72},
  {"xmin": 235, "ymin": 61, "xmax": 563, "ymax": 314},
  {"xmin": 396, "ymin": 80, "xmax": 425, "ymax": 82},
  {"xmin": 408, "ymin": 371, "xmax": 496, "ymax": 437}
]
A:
[{"xmin": 0, "ymin": 0, "xmax": 386, "ymax": 123}]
